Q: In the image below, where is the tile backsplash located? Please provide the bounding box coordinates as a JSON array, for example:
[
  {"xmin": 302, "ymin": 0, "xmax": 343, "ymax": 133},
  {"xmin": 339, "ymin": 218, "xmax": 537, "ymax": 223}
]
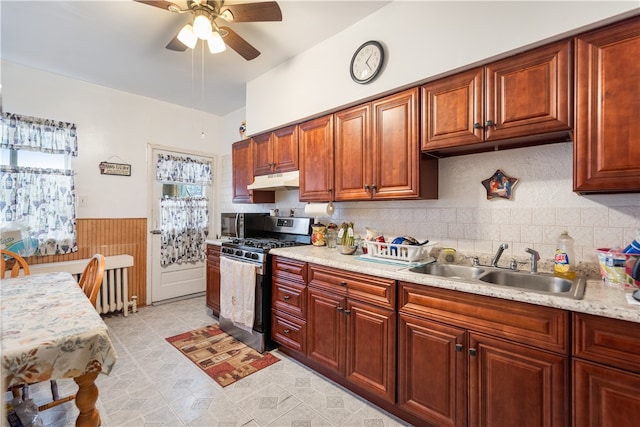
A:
[{"xmin": 221, "ymin": 142, "xmax": 640, "ymax": 266}]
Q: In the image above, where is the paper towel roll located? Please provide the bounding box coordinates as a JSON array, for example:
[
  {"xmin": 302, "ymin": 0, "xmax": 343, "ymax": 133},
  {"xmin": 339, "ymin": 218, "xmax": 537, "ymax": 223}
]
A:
[{"xmin": 304, "ymin": 202, "xmax": 335, "ymax": 217}]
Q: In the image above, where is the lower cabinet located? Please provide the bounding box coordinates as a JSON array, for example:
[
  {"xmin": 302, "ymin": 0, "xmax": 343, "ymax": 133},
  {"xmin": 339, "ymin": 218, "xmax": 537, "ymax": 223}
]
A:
[
  {"xmin": 271, "ymin": 256, "xmax": 308, "ymax": 355},
  {"xmin": 572, "ymin": 313, "xmax": 640, "ymax": 427},
  {"xmin": 398, "ymin": 281, "xmax": 569, "ymax": 427},
  {"xmin": 205, "ymin": 244, "xmax": 220, "ymax": 316},
  {"xmin": 306, "ymin": 264, "xmax": 396, "ymax": 404}
]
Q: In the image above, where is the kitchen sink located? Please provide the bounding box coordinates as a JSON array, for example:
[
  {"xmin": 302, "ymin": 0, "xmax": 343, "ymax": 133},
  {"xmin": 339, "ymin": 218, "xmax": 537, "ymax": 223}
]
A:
[
  {"xmin": 478, "ymin": 270, "xmax": 586, "ymax": 299},
  {"xmin": 405, "ymin": 262, "xmax": 586, "ymax": 299},
  {"xmin": 408, "ymin": 264, "xmax": 485, "ymax": 280}
]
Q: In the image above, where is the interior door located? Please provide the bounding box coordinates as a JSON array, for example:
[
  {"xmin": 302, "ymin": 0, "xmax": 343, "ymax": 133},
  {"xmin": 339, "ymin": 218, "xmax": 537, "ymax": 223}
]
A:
[{"xmin": 149, "ymin": 146, "xmax": 214, "ymax": 303}]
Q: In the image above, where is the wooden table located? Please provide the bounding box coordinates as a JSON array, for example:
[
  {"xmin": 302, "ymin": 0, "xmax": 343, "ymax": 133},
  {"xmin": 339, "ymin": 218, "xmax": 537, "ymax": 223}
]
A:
[{"xmin": 1, "ymin": 272, "xmax": 118, "ymax": 426}]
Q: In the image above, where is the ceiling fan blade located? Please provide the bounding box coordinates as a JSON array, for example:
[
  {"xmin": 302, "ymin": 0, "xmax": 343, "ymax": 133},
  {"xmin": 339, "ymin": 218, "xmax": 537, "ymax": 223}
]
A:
[
  {"xmin": 166, "ymin": 34, "xmax": 188, "ymax": 51},
  {"xmin": 134, "ymin": 1, "xmax": 181, "ymax": 12},
  {"xmin": 219, "ymin": 1, "xmax": 282, "ymax": 22},
  {"xmin": 220, "ymin": 26, "xmax": 260, "ymax": 60}
]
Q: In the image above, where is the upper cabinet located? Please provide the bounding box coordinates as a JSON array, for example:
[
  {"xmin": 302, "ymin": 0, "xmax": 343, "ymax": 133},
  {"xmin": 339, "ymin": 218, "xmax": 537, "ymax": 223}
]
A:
[
  {"xmin": 574, "ymin": 17, "xmax": 640, "ymax": 194},
  {"xmin": 231, "ymin": 139, "xmax": 275, "ymax": 204},
  {"xmin": 252, "ymin": 124, "xmax": 299, "ymax": 176},
  {"xmin": 299, "ymin": 115, "xmax": 334, "ymax": 202},
  {"xmin": 335, "ymin": 88, "xmax": 438, "ymax": 201},
  {"xmin": 421, "ymin": 40, "xmax": 573, "ymax": 155}
]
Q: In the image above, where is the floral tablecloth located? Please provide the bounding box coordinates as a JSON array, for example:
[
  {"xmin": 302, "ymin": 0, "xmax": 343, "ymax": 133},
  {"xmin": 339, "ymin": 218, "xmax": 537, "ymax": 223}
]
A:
[{"xmin": 1, "ymin": 272, "xmax": 118, "ymax": 388}]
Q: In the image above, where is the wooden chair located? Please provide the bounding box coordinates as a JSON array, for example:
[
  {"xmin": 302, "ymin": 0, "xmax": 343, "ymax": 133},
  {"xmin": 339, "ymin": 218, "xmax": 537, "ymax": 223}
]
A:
[
  {"xmin": 40, "ymin": 254, "xmax": 106, "ymax": 411},
  {"xmin": 1, "ymin": 248, "xmax": 30, "ymax": 278}
]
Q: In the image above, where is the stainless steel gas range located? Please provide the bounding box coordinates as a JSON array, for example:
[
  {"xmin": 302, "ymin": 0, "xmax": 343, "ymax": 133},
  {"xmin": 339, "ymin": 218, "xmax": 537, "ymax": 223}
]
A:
[{"xmin": 218, "ymin": 216, "xmax": 312, "ymax": 353}]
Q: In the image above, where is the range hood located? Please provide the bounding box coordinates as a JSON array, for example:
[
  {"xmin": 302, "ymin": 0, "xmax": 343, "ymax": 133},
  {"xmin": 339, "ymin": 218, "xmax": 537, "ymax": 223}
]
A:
[{"xmin": 247, "ymin": 170, "xmax": 299, "ymax": 191}]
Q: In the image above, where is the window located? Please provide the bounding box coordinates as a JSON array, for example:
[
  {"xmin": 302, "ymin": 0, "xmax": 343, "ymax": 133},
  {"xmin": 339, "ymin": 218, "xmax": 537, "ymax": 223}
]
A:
[{"xmin": 0, "ymin": 113, "xmax": 78, "ymax": 256}]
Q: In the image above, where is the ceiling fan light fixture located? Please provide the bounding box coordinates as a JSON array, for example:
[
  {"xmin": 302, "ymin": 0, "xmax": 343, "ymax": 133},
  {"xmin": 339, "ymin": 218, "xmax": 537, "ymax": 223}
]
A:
[
  {"xmin": 193, "ymin": 13, "xmax": 213, "ymax": 40},
  {"xmin": 220, "ymin": 9, "xmax": 234, "ymax": 21},
  {"xmin": 207, "ymin": 31, "xmax": 226, "ymax": 54},
  {"xmin": 177, "ymin": 24, "xmax": 197, "ymax": 49}
]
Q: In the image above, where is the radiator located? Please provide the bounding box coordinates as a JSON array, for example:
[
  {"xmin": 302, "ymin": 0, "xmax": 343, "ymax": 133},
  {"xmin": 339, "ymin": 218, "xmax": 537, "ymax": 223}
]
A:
[{"xmin": 29, "ymin": 254, "xmax": 136, "ymax": 316}]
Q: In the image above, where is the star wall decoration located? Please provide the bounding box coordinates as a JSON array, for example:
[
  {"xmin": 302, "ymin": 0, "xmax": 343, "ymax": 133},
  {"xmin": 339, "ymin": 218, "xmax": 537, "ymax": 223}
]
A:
[{"xmin": 482, "ymin": 169, "xmax": 518, "ymax": 200}]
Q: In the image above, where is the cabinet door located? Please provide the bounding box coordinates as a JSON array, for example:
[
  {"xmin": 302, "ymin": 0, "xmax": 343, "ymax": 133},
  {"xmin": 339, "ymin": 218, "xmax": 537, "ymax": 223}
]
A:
[
  {"xmin": 334, "ymin": 103, "xmax": 371, "ymax": 201},
  {"xmin": 398, "ymin": 313, "xmax": 467, "ymax": 427},
  {"xmin": 299, "ymin": 115, "xmax": 335, "ymax": 202},
  {"xmin": 345, "ymin": 299, "xmax": 396, "ymax": 403},
  {"xmin": 232, "ymin": 139, "xmax": 253, "ymax": 203},
  {"xmin": 252, "ymin": 132, "xmax": 273, "ymax": 176},
  {"xmin": 574, "ymin": 17, "xmax": 640, "ymax": 193},
  {"xmin": 469, "ymin": 333, "xmax": 568, "ymax": 427},
  {"xmin": 371, "ymin": 88, "xmax": 421, "ymax": 199},
  {"xmin": 206, "ymin": 246, "xmax": 221, "ymax": 316},
  {"xmin": 421, "ymin": 67, "xmax": 484, "ymax": 150},
  {"xmin": 307, "ymin": 287, "xmax": 345, "ymax": 373},
  {"xmin": 272, "ymin": 125, "xmax": 299, "ymax": 173},
  {"xmin": 485, "ymin": 40, "xmax": 572, "ymax": 141},
  {"xmin": 573, "ymin": 359, "xmax": 640, "ymax": 427}
]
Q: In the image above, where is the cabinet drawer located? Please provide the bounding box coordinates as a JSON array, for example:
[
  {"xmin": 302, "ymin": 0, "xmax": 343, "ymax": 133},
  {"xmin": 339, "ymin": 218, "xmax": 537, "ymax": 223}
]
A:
[
  {"xmin": 273, "ymin": 256, "xmax": 307, "ymax": 283},
  {"xmin": 399, "ymin": 281, "xmax": 569, "ymax": 354},
  {"xmin": 309, "ymin": 264, "xmax": 395, "ymax": 309},
  {"xmin": 207, "ymin": 245, "xmax": 221, "ymax": 257},
  {"xmin": 272, "ymin": 278, "xmax": 306, "ymax": 319},
  {"xmin": 573, "ymin": 313, "xmax": 640, "ymax": 374},
  {"xmin": 272, "ymin": 310, "xmax": 306, "ymax": 353}
]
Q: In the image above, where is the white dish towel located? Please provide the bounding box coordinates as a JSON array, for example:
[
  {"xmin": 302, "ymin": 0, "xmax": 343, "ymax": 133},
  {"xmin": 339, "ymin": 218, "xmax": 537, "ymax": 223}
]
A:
[{"xmin": 219, "ymin": 256, "xmax": 256, "ymax": 332}]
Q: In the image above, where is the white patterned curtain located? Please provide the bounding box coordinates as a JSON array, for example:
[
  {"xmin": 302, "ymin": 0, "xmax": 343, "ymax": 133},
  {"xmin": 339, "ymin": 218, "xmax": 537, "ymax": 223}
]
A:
[
  {"xmin": 0, "ymin": 113, "xmax": 78, "ymax": 255},
  {"xmin": 159, "ymin": 197, "xmax": 209, "ymax": 266},
  {"xmin": 156, "ymin": 154, "xmax": 212, "ymax": 265}
]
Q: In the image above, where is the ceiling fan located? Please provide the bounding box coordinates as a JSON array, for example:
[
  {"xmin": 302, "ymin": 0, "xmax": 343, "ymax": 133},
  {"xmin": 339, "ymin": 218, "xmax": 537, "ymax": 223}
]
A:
[{"xmin": 135, "ymin": 0, "xmax": 282, "ymax": 60}]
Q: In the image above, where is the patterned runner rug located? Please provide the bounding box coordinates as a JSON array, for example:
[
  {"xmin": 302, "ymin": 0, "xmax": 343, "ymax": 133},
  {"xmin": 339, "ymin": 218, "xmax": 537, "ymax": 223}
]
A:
[{"xmin": 165, "ymin": 324, "xmax": 280, "ymax": 387}]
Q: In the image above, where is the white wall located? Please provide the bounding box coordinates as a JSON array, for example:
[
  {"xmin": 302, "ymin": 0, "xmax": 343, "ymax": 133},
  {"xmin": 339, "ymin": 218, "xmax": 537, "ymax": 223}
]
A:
[
  {"xmin": 2, "ymin": 61, "xmax": 225, "ymax": 219},
  {"xmin": 247, "ymin": 1, "xmax": 639, "ymax": 133}
]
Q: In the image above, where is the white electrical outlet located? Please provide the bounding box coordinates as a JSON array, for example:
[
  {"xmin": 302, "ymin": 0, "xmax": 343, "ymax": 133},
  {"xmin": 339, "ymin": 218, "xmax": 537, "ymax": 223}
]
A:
[{"xmin": 78, "ymin": 196, "xmax": 88, "ymax": 208}]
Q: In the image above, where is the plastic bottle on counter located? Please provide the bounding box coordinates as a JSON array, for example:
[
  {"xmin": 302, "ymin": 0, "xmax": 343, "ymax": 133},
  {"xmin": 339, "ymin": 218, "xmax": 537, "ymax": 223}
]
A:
[
  {"xmin": 623, "ymin": 229, "xmax": 640, "ymax": 254},
  {"xmin": 554, "ymin": 231, "xmax": 576, "ymax": 279}
]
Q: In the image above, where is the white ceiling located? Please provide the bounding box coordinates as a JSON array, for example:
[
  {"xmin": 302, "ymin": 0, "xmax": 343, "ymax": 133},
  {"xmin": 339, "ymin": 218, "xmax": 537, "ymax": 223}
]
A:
[{"xmin": 1, "ymin": 0, "xmax": 390, "ymax": 117}]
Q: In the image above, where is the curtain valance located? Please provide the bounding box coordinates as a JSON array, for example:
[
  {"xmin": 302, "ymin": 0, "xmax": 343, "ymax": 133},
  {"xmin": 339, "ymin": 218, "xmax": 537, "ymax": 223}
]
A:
[
  {"xmin": 1, "ymin": 112, "xmax": 78, "ymax": 156},
  {"xmin": 156, "ymin": 154, "xmax": 212, "ymax": 185}
]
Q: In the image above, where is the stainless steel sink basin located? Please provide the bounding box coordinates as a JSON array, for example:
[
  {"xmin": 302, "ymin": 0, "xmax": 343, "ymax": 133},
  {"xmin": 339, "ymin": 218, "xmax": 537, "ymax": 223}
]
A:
[
  {"xmin": 478, "ymin": 270, "xmax": 586, "ymax": 299},
  {"xmin": 408, "ymin": 264, "xmax": 485, "ymax": 280},
  {"xmin": 405, "ymin": 262, "xmax": 586, "ymax": 299}
]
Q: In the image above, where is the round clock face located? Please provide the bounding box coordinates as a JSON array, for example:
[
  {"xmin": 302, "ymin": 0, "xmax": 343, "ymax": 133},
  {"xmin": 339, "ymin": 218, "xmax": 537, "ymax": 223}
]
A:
[{"xmin": 350, "ymin": 41, "xmax": 384, "ymax": 84}]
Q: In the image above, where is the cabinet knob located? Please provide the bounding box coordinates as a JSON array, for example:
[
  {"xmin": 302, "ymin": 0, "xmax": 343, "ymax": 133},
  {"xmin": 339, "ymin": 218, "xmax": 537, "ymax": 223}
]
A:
[
  {"xmin": 371, "ymin": 184, "xmax": 377, "ymax": 191},
  {"xmin": 364, "ymin": 184, "xmax": 370, "ymax": 191},
  {"xmin": 283, "ymin": 295, "xmax": 290, "ymax": 300},
  {"xmin": 284, "ymin": 268, "xmax": 290, "ymax": 272},
  {"xmin": 340, "ymin": 281, "xmax": 347, "ymax": 287},
  {"xmin": 473, "ymin": 122, "xmax": 483, "ymax": 129},
  {"xmin": 344, "ymin": 309, "xmax": 351, "ymax": 315},
  {"xmin": 469, "ymin": 348, "xmax": 477, "ymax": 356},
  {"xmin": 328, "ymin": 188, "xmax": 333, "ymax": 193},
  {"xmin": 337, "ymin": 306, "xmax": 344, "ymax": 312},
  {"xmin": 283, "ymin": 329, "xmax": 290, "ymax": 334},
  {"xmin": 455, "ymin": 343, "xmax": 463, "ymax": 352},
  {"xmin": 485, "ymin": 120, "xmax": 495, "ymax": 127}
]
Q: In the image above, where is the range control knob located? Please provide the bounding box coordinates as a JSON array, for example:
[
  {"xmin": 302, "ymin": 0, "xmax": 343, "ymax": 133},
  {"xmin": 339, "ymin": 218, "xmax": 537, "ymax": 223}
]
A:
[
  {"xmin": 251, "ymin": 253, "xmax": 259, "ymax": 260},
  {"xmin": 235, "ymin": 250, "xmax": 243, "ymax": 256}
]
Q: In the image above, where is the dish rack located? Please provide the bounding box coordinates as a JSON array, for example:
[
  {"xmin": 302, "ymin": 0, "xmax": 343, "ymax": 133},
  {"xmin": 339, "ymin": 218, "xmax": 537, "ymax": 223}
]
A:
[{"xmin": 364, "ymin": 241, "xmax": 436, "ymax": 263}]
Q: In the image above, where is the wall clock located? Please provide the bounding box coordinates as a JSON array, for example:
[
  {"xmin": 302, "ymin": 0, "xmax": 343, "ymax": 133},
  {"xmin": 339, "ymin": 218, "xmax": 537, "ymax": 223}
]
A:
[{"xmin": 350, "ymin": 41, "xmax": 385, "ymax": 84}]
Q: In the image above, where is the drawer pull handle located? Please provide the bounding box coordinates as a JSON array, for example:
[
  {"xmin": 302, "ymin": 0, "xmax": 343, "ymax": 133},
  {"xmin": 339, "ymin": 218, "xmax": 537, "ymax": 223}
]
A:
[
  {"xmin": 284, "ymin": 268, "xmax": 290, "ymax": 272},
  {"xmin": 283, "ymin": 329, "xmax": 290, "ymax": 334},
  {"xmin": 340, "ymin": 281, "xmax": 347, "ymax": 287},
  {"xmin": 283, "ymin": 295, "xmax": 290, "ymax": 300},
  {"xmin": 455, "ymin": 344, "xmax": 463, "ymax": 352},
  {"xmin": 469, "ymin": 348, "xmax": 477, "ymax": 356}
]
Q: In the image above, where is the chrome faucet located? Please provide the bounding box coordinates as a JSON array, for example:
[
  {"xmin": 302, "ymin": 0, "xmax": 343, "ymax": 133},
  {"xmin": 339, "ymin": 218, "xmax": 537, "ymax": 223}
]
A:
[
  {"xmin": 525, "ymin": 248, "xmax": 540, "ymax": 274},
  {"xmin": 491, "ymin": 243, "xmax": 509, "ymax": 267}
]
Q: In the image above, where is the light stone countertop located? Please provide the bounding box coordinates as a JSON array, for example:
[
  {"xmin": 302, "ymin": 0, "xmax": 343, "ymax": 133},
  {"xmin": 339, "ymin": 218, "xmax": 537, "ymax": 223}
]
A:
[
  {"xmin": 269, "ymin": 245, "xmax": 640, "ymax": 324},
  {"xmin": 205, "ymin": 238, "xmax": 231, "ymax": 246}
]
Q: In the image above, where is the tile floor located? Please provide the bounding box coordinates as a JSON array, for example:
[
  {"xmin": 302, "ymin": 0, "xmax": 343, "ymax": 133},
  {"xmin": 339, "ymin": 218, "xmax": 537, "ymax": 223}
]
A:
[{"xmin": 14, "ymin": 296, "xmax": 410, "ymax": 426}]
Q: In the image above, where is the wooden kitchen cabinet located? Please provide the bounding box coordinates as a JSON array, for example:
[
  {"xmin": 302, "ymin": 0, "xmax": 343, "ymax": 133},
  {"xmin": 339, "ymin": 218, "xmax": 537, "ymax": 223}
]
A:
[
  {"xmin": 398, "ymin": 281, "xmax": 569, "ymax": 427},
  {"xmin": 334, "ymin": 88, "xmax": 438, "ymax": 201},
  {"xmin": 298, "ymin": 115, "xmax": 334, "ymax": 202},
  {"xmin": 574, "ymin": 16, "xmax": 640, "ymax": 193},
  {"xmin": 252, "ymin": 125, "xmax": 299, "ymax": 176},
  {"xmin": 307, "ymin": 264, "xmax": 396, "ymax": 403},
  {"xmin": 231, "ymin": 139, "xmax": 274, "ymax": 203},
  {"xmin": 421, "ymin": 40, "xmax": 572, "ymax": 155},
  {"xmin": 271, "ymin": 256, "xmax": 308, "ymax": 354},
  {"xmin": 572, "ymin": 312, "xmax": 640, "ymax": 427},
  {"xmin": 206, "ymin": 244, "xmax": 221, "ymax": 316}
]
